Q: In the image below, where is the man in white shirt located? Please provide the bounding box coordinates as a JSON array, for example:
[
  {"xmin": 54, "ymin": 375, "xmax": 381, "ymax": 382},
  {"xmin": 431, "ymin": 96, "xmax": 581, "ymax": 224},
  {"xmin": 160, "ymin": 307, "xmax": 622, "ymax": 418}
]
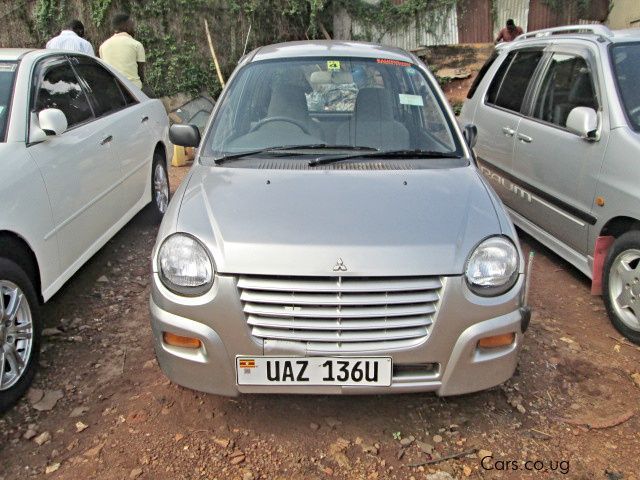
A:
[{"xmin": 46, "ymin": 20, "xmax": 95, "ymax": 56}]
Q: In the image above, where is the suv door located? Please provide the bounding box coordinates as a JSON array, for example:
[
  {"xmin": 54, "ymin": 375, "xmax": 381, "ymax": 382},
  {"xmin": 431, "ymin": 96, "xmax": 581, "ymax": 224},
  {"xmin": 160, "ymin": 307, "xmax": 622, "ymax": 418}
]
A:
[
  {"xmin": 27, "ymin": 56, "xmax": 122, "ymax": 272},
  {"xmin": 71, "ymin": 56, "xmax": 152, "ymax": 213},
  {"xmin": 511, "ymin": 47, "xmax": 607, "ymax": 254},
  {"xmin": 474, "ymin": 48, "xmax": 545, "ymax": 210}
]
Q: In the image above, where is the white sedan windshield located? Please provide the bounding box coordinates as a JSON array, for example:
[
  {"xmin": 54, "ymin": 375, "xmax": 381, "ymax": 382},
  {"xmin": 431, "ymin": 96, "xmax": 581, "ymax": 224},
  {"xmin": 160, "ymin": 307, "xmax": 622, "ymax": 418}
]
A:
[{"xmin": 202, "ymin": 57, "xmax": 461, "ymax": 160}]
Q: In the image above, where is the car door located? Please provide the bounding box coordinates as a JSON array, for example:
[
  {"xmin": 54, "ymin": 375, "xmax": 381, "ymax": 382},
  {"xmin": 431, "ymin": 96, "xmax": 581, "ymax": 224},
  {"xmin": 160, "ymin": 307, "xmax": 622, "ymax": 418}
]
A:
[
  {"xmin": 474, "ymin": 48, "xmax": 545, "ymax": 210},
  {"xmin": 27, "ymin": 56, "xmax": 122, "ymax": 273},
  {"xmin": 511, "ymin": 47, "xmax": 607, "ymax": 254},
  {"xmin": 70, "ymin": 55, "xmax": 153, "ymax": 214}
]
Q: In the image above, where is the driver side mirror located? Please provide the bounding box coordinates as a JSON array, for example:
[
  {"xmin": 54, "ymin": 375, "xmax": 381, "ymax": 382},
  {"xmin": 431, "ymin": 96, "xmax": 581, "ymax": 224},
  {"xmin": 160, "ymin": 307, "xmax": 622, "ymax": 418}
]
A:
[
  {"xmin": 38, "ymin": 108, "xmax": 68, "ymax": 136},
  {"xmin": 463, "ymin": 123, "xmax": 478, "ymax": 149},
  {"xmin": 566, "ymin": 107, "xmax": 598, "ymax": 140},
  {"xmin": 170, "ymin": 124, "xmax": 201, "ymax": 148}
]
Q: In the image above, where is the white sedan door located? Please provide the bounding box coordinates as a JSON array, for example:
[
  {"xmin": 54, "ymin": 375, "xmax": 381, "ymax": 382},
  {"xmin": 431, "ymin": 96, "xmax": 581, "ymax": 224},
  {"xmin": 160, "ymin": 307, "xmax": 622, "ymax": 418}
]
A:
[
  {"xmin": 70, "ymin": 56, "xmax": 154, "ymax": 213},
  {"xmin": 27, "ymin": 56, "xmax": 122, "ymax": 273}
]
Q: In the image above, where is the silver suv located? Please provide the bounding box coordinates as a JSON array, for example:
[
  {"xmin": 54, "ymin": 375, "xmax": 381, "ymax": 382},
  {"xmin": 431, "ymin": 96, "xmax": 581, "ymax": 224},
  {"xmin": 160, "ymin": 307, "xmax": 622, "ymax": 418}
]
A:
[{"xmin": 460, "ymin": 25, "xmax": 640, "ymax": 344}]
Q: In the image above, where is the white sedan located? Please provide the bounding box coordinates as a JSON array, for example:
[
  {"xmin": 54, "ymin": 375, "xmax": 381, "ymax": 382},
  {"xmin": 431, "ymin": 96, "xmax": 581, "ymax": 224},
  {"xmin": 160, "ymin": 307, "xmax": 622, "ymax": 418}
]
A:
[{"xmin": 0, "ymin": 48, "xmax": 171, "ymax": 410}]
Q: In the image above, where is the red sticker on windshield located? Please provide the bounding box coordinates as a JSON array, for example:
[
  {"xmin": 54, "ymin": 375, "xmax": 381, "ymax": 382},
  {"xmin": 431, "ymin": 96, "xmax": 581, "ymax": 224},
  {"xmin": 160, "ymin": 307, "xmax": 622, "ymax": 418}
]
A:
[{"xmin": 377, "ymin": 58, "xmax": 411, "ymax": 67}]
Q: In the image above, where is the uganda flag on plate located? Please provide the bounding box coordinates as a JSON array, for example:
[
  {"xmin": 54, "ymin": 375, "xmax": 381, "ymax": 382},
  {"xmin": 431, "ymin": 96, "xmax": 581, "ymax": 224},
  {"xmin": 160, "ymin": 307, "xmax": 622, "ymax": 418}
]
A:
[{"xmin": 239, "ymin": 358, "xmax": 256, "ymax": 369}]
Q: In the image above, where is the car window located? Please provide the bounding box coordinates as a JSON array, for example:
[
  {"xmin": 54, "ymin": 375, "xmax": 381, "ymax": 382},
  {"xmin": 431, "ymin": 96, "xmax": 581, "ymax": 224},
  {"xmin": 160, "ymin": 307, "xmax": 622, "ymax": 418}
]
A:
[
  {"xmin": 487, "ymin": 50, "xmax": 544, "ymax": 113},
  {"xmin": 202, "ymin": 57, "xmax": 462, "ymax": 159},
  {"xmin": 611, "ymin": 42, "xmax": 640, "ymax": 132},
  {"xmin": 467, "ymin": 51, "xmax": 499, "ymax": 99},
  {"xmin": 0, "ymin": 62, "xmax": 17, "ymax": 142},
  {"xmin": 34, "ymin": 58, "xmax": 93, "ymax": 127},
  {"xmin": 71, "ymin": 57, "xmax": 128, "ymax": 117},
  {"xmin": 531, "ymin": 53, "xmax": 598, "ymax": 128}
]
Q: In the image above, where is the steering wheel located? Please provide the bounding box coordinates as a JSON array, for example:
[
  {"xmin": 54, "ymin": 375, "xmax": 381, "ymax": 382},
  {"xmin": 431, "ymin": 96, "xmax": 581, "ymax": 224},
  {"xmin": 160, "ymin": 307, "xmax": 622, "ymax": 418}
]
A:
[{"xmin": 249, "ymin": 116, "xmax": 311, "ymax": 135}]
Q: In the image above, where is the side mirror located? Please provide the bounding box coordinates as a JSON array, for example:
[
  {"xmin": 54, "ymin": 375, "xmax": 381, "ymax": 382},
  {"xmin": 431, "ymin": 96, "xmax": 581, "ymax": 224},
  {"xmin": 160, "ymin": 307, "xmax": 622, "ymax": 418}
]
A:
[
  {"xmin": 170, "ymin": 124, "xmax": 201, "ymax": 148},
  {"xmin": 566, "ymin": 107, "xmax": 598, "ymax": 140},
  {"xmin": 462, "ymin": 123, "xmax": 478, "ymax": 149},
  {"xmin": 38, "ymin": 108, "xmax": 68, "ymax": 136}
]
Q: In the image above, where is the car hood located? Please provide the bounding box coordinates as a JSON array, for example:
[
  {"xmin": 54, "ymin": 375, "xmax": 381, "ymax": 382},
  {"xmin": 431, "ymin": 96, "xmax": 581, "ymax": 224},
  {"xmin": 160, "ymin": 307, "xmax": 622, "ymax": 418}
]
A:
[{"xmin": 174, "ymin": 165, "xmax": 503, "ymax": 276}]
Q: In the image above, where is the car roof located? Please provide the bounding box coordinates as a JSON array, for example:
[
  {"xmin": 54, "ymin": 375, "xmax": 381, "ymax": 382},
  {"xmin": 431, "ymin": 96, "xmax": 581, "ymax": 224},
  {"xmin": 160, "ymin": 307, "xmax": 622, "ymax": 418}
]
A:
[
  {"xmin": 251, "ymin": 40, "xmax": 417, "ymax": 63},
  {"xmin": 497, "ymin": 26, "xmax": 640, "ymax": 51},
  {"xmin": 0, "ymin": 48, "xmax": 36, "ymax": 61}
]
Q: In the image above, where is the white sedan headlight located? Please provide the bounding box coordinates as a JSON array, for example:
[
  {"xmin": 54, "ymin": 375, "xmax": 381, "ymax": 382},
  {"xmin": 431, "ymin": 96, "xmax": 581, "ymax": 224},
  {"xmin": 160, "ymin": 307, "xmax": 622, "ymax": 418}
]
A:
[
  {"xmin": 465, "ymin": 237, "xmax": 519, "ymax": 296},
  {"xmin": 158, "ymin": 233, "xmax": 214, "ymax": 296}
]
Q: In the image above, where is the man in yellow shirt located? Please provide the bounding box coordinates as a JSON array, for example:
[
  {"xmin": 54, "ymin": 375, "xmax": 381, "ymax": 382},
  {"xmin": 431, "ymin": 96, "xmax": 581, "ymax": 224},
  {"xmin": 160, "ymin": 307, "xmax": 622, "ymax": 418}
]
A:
[{"xmin": 99, "ymin": 13, "xmax": 145, "ymax": 88}]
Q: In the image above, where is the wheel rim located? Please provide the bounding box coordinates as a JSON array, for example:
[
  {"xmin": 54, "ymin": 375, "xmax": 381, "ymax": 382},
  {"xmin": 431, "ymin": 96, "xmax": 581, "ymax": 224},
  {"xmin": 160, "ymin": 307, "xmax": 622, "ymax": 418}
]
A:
[
  {"xmin": 0, "ymin": 280, "xmax": 34, "ymax": 391},
  {"xmin": 609, "ymin": 248, "xmax": 640, "ymax": 332},
  {"xmin": 154, "ymin": 163, "xmax": 169, "ymax": 214}
]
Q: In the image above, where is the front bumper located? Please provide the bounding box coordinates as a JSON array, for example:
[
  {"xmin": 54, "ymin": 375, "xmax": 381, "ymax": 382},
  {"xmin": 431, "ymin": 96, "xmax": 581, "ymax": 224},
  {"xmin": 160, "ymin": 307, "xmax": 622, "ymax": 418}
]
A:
[{"xmin": 149, "ymin": 274, "xmax": 526, "ymax": 396}]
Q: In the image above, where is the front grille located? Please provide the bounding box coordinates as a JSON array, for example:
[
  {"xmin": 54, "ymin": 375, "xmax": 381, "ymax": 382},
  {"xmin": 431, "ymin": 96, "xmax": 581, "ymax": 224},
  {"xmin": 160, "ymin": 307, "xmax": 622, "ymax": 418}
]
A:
[{"xmin": 237, "ymin": 275, "xmax": 442, "ymax": 352}]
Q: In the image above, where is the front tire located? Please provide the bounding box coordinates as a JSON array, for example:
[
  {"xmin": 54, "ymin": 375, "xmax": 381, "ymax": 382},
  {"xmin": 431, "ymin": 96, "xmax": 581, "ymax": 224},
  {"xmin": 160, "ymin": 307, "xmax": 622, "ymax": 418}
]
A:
[
  {"xmin": 0, "ymin": 258, "xmax": 42, "ymax": 413},
  {"xmin": 151, "ymin": 153, "xmax": 170, "ymax": 223},
  {"xmin": 603, "ymin": 231, "xmax": 640, "ymax": 345}
]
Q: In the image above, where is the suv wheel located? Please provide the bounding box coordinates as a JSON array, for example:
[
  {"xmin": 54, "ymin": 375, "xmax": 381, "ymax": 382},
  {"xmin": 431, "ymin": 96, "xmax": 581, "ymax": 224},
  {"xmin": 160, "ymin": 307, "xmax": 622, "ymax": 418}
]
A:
[
  {"xmin": 603, "ymin": 231, "xmax": 640, "ymax": 345},
  {"xmin": 151, "ymin": 153, "xmax": 170, "ymax": 222},
  {"xmin": 0, "ymin": 258, "xmax": 41, "ymax": 412}
]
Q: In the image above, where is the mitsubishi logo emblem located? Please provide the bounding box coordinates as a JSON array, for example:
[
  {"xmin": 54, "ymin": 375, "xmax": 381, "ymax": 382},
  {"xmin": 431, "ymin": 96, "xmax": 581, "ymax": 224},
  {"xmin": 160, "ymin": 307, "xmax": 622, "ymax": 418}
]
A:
[{"xmin": 333, "ymin": 258, "xmax": 348, "ymax": 272}]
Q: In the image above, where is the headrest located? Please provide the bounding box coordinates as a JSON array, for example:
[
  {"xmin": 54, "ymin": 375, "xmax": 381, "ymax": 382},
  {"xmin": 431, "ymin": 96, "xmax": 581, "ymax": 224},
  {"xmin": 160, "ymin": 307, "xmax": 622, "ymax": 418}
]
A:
[
  {"xmin": 310, "ymin": 71, "xmax": 332, "ymax": 85},
  {"xmin": 355, "ymin": 87, "xmax": 394, "ymax": 121}
]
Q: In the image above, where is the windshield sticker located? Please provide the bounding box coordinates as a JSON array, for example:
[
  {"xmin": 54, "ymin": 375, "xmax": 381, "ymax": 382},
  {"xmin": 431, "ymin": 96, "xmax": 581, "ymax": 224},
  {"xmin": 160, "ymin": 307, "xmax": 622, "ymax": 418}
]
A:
[
  {"xmin": 327, "ymin": 60, "xmax": 341, "ymax": 71},
  {"xmin": 399, "ymin": 94, "xmax": 424, "ymax": 107},
  {"xmin": 377, "ymin": 58, "xmax": 411, "ymax": 67},
  {"xmin": 0, "ymin": 63, "xmax": 17, "ymax": 72}
]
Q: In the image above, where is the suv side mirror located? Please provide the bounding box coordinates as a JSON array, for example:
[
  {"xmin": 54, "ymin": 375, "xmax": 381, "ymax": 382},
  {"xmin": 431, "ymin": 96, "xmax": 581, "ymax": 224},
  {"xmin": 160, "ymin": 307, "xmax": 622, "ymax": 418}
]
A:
[
  {"xmin": 566, "ymin": 107, "xmax": 598, "ymax": 140},
  {"xmin": 38, "ymin": 108, "xmax": 68, "ymax": 136},
  {"xmin": 463, "ymin": 123, "xmax": 478, "ymax": 149},
  {"xmin": 170, "ymin": 124, "xmax": 201, "ymax": 148}
]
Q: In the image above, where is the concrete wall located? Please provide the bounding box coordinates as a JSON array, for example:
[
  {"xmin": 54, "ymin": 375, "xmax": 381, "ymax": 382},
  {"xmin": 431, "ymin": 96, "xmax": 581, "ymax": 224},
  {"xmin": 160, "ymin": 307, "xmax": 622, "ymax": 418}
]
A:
[{"xmin": 606, "ymin": 0, "xmax": 640, "ymax": 29}]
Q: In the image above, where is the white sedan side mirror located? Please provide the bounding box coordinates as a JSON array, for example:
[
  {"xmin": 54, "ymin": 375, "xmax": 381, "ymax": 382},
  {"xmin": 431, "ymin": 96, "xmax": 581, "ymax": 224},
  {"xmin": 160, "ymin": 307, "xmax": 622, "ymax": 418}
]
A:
[
  {"xmin": 566, "ymin": 107, "xmax": 598, "ymax": 140},
  {"xmin": 38, "ymin": 108, "xmax": 68, "ymax": 136}
]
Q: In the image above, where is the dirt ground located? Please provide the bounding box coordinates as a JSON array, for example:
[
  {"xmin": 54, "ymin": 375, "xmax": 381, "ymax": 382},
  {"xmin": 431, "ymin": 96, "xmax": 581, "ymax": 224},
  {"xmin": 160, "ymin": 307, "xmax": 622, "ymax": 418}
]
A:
[{"xmin": 1, "ymin": 163, "xmax": 639, "ymax": 480}]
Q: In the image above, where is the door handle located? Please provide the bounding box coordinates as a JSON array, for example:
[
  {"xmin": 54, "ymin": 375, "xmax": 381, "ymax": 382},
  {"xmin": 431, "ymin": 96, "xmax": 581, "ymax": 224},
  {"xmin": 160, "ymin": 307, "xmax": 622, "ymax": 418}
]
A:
[
  {"xmin": 517, "ymin": 133, "xmax": 533, "ymax": 143},
  {"xmin": 100, "ymin": 135, "xmax": 113, "ymax": 145},
  {"xmin": 141, "ymin": 116, "xmax": 149, "ymax": 123},
  {"xmin": 502, "ymin": 127, "xmax": 515, "ymax": 137}
]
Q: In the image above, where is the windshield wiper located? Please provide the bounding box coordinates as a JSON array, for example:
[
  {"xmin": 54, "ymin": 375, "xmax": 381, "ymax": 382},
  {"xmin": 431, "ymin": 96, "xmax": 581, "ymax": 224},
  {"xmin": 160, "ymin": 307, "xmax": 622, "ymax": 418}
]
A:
[
  {"xmin": 214, "ymin": 144, "xmax": 378, "ymax": 165},
  {"xmin": 308, "ymin": 149, "xmax": 461, "ymax": 167}
]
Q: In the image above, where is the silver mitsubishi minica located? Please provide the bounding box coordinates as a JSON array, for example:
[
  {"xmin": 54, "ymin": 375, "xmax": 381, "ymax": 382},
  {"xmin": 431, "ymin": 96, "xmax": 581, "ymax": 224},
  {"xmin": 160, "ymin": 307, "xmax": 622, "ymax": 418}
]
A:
[{"xmin": 150, "ymin": 41, "xmax": 530, "ymax": 396}]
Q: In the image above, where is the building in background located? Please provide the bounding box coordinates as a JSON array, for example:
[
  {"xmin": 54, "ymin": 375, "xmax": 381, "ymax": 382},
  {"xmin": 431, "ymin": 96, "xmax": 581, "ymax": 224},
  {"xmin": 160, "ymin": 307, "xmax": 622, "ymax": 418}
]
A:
[
  {"xmin": 606, "ymin": 0, "xmax": 640, "ymax": 29},
  {"xmin": 333, "ymin": 0, "xmax": 610, "ymax": 50}
]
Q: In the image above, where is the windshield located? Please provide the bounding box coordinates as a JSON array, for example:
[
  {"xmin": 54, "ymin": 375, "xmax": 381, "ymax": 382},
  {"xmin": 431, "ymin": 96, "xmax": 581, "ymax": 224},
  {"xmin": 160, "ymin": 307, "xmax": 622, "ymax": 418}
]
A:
[
  {"xmin": 611, "ymin": 42, "xmax": 640, "ymax": 131},
  {"xmin": 0, "ymin": 62, "xmax": 17, "ymax": 142},
  {"xmin": 201, "ymin": 57, "xmax": 462, "ymax": 162}
]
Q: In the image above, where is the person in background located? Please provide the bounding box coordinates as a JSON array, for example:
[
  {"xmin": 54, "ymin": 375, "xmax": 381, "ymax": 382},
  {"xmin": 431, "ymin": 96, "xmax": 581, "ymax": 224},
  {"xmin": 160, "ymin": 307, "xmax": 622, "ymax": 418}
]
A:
[
  {"xmin": 99, "ymin": 12, "xmax": 146, "ymax": 88},
  {"xmin": 495, "ymin": 19, "xmax": 524, "ymax": 43},
  {"xmin": 46, "ymin": 19, "xmax": 94, "ymax": 56}
]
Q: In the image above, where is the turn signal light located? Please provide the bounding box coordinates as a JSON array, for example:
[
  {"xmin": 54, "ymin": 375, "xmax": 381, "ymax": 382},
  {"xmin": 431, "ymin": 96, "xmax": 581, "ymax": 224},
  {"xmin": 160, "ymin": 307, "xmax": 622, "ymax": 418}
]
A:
[
  {"xmin": 163, "ymin": 332, "xmax": 201, "ymax": 349},
  {"xmin": 478, "ymin": 332, "xmax": 515, "ymax": 349}
]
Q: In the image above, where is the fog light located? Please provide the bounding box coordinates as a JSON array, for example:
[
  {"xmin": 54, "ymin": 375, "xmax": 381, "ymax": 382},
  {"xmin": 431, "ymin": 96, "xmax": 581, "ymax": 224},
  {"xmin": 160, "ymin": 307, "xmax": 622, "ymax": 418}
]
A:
[
  {"xmin": 478, "ymin": 332, "xmax": 515, "ymax": 349},
  {"xmin": 163, "ymin": 332, "xmax": 201, "ymax": 349}
]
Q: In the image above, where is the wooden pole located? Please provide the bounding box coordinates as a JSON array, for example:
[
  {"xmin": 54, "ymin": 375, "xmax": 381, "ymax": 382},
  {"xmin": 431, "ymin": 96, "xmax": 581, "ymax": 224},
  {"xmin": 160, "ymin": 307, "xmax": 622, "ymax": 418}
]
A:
[{"xmin": 204, "ymin": 18, "xmax": 225, "ymax": 88}]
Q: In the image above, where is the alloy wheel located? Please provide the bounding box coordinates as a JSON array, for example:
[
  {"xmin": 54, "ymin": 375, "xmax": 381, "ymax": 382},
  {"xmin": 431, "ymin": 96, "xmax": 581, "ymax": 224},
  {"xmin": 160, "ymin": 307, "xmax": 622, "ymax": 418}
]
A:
[
  {"xmin": 0, "ymin": 280, "xmax": 33, "ymax": 391},
  {"xmin": 609, "ymin": 249, "xmax": 640, "ymax": 332}
]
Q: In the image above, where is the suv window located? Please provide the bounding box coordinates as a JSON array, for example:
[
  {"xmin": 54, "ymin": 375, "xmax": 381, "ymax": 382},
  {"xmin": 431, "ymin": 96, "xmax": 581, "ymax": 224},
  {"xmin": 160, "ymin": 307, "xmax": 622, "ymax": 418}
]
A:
[
  {"xmin": 467, "ymin": 51, "xmax": 498, "ymax": 99},
  {"xmin": 71, "ymin": 57, "xmax": 129, "ymax": 117},
  {"xmin": 35, "ymin": 58, "xmax": 93, "ymax": 127},
  {"xmin": 532, "ymin": 53, "xmax": 598, "ymax": 128},
  {"xmin": 487, "ymin": 50, "xmax": 544, "ymax": 113}
]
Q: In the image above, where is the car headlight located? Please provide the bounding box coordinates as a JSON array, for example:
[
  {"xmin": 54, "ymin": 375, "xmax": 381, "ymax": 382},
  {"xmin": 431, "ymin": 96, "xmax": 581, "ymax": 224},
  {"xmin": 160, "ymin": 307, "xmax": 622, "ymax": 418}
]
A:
[
  {"xmin": 157, "ymin": 233, "xmax": 214, "ymax": 296},
  {"xmin": 465, "ymin": 236, "xmax": 519, "ymax": 297}
]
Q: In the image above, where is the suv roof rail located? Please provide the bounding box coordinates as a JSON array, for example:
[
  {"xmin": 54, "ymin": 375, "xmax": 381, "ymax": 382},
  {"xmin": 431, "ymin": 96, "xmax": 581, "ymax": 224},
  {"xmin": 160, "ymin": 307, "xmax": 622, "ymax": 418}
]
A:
[{"xmin": 516, "ymin": 24, "xmax": 613, "ymax": 41}]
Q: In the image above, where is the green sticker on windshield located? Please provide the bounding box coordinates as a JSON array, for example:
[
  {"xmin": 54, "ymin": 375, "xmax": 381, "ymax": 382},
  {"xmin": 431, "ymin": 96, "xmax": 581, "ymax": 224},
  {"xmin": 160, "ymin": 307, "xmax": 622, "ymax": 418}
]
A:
[{"xmin": 327, "ymin": 60, "xmax": 341, "ymax": 71}]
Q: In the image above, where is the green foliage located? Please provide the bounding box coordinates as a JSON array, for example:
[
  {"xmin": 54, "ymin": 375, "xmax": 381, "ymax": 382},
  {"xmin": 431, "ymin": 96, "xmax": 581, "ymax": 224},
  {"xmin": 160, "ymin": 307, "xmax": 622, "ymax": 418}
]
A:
[
  {"xmin": 35, "ymin": 0, "xmax": 67, "ymax": 36},
  {"xmin": 89, "ymin": 0, "xmax": 113, "ymax": 27},
  {"xmin": 336, "ymin": 0, "xmax": 459, "ymax": 42}
]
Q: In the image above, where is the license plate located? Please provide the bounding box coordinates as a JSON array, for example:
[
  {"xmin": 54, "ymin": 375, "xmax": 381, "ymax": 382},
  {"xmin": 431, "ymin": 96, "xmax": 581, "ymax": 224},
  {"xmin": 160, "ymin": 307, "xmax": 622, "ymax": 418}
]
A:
[{"xmin": 236, "ymin": 356, "xmax": 392, "ymax": 386}]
